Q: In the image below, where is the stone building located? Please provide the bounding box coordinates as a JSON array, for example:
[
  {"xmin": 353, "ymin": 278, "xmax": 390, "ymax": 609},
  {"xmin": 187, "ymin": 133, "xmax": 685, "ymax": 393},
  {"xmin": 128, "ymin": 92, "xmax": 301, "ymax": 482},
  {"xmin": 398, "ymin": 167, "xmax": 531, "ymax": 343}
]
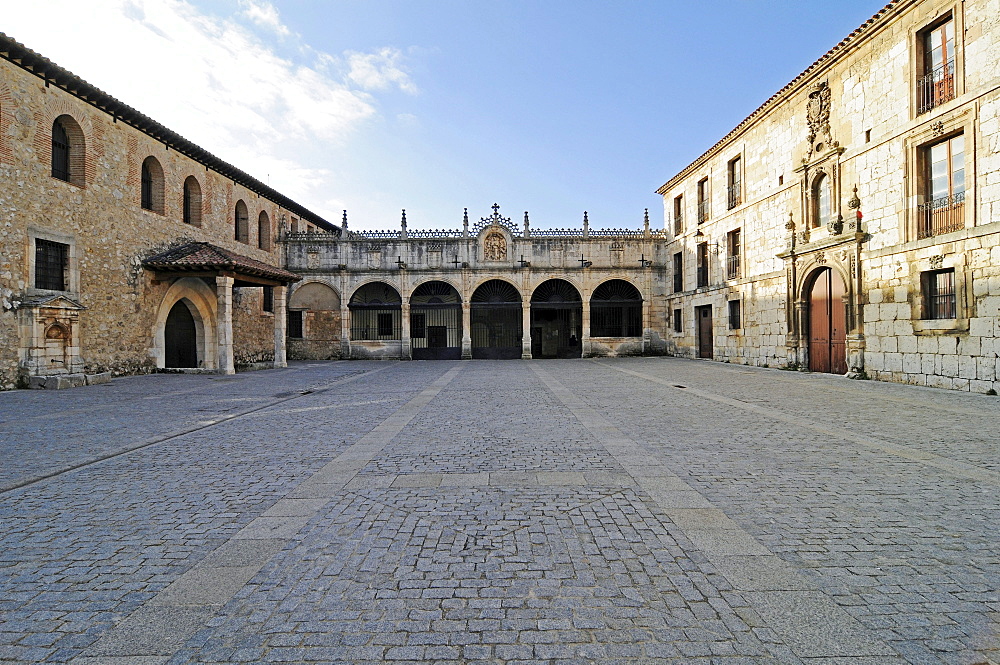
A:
[
  {"xmin": 657, "ymin": 0, "xmax": 1000, "ymax": 392},
  {"xmin": 0, "ymin": 33, "xmax": 334, "ymax": 389},
  {"xmin": 283, "ymin": 206, "xmax": 670, "ymax": 360}
]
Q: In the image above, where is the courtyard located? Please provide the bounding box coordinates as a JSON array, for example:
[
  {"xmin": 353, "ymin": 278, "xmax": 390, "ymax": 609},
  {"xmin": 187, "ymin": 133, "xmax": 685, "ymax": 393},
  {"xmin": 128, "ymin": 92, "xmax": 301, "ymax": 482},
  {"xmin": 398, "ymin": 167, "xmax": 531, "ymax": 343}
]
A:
[{"xmin": 1, "ymin": 358, "xmax": 999, "ymax": 664}]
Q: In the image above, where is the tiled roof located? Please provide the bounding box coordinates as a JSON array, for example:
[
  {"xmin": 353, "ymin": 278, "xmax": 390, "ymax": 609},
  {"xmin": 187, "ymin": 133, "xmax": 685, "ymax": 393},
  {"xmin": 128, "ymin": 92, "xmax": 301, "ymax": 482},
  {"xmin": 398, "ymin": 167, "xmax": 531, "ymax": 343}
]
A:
[
  {"xmin": 0, "ymin": 32, "xmax": 338, "ymax": 233},
  {"xmin": 143, "ymin": 242, "xmax": 301, "ymax": 283}
]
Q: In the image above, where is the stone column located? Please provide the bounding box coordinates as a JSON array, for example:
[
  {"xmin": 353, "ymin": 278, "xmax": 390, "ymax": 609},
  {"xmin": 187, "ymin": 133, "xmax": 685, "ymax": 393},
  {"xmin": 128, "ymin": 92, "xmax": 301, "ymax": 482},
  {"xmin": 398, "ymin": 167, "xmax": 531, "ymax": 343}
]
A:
[
  {"xmin": 581, "ymin": 298, "xmax": 592, "ymax": 357},
  {"xmin": 340, "ymin": 275, "xmax": 351, "ymax": 360},
  {"xmin": 642, "ymin": 298, "xmax": 652, "ymax": 355},
  {"xmin": 216, "ymin": 275, "xmax": 236, "ymax": 375},
  {"xmin": 793, "ymin": 299, "xmax": 809, "ymax": 369},
  {"xmin": 521, "ymin": 300, "xmax": 532, "ymax": 359},
  {"xmin": 273, "ymin": 284, "xmax": 287, "ymax": 369},
  {"xmin": 461, "ymin": 301, "xmax": 472, "ymax": 360},
  {"xmin": 400, "ymin": 298, "xmax": 411, "ymax": 360}
]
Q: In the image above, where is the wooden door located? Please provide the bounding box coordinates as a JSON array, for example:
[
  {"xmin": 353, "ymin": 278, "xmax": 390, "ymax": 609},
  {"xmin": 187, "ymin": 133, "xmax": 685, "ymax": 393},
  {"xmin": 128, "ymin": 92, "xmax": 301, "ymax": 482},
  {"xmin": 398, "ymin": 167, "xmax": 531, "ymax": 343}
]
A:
[
  {"xmin": 808, "ymin": 268, "xmax": 847, "ymax": 374},
  {"xmin": 165, "ymin": 301, "xmax": 198, "ymax": 368},
  {"xmin": 696, "ymin": 305, "xmax": 713, "ymax": 359}
]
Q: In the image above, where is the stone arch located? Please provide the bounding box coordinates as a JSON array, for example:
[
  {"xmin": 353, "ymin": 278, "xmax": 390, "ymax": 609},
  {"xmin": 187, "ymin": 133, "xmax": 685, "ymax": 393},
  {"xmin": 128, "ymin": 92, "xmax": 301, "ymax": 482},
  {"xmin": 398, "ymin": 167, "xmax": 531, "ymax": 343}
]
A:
[
  {"xmin": 530, "ymin": 279, "xmax": 583, "ymax": 359},
  {"xmin": 590, "ymin": 278, "xmax": 643, "ymax": 337},
  {"xmin": 349, "ymin": 281, "xmax": 401, "ymax": 341},
  {"xmin": 469, "ymin": 277, "xmax": 523, "ymax": 302},
  {"xmin": 52, "ymin": 114, "xmax": 86, "ymax": 186},
  {"xmin": 152, "ymin": 277, "xmax": 218, "ymax": 370},
  {"xmin": 410, "ymin": 281, "xmax": 463, "ymax": 360},
  {"xmin": 140, "ymin": 155, "xmax": 165, "ymax": 214},
  {"xmin": 470, "ymin": 279, "xmax": 523, "ymax": 359},
  {"xmin": 287, "ymin": 280, "xmax": 341, "ymax": 360}
]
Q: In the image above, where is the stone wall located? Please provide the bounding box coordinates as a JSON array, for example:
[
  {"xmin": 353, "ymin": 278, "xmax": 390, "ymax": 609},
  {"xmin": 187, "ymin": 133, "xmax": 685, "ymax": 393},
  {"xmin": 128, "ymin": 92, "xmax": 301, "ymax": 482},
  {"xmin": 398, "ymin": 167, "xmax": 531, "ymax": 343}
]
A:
[
  {"xmin": 0, "ymin": 55, "xmax": 307, "ymax": 389},
  {"xmin": 657, "ymin": 0, "xmax": 1000, "ymax": 392}
]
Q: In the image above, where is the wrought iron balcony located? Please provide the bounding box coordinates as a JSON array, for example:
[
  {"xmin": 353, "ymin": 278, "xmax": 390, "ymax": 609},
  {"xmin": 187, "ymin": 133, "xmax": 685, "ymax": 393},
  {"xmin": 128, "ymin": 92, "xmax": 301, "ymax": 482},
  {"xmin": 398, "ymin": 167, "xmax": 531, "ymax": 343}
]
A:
[
  {"xmin": 917, "ymin": 59, "xmax": 955, "ymax": 115},
  {"xmin": 917, "ymin": 191, "xmax": 964, "ymax": 239},
  {"xmin": 726, "ymin": 254, "xmax": 741, "ymax": 280},
  {"xmin": 673, "ymin": 213, "xmax": 683, "ymax": 236},
  {"xmin": 697, "ymin": 201, "xmax": 710, "ymax": 224},
  {"xmin": 727, "ymin": 184, "xmax": 742, "ymax": 210}
]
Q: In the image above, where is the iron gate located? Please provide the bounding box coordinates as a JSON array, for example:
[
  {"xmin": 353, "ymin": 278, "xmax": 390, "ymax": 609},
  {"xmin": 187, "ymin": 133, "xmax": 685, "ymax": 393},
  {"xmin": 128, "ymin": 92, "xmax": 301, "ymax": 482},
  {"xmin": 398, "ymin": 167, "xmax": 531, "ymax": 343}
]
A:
[{"xmin": 471, "ymin": 280, "xmax": 522, "ymax": 359}]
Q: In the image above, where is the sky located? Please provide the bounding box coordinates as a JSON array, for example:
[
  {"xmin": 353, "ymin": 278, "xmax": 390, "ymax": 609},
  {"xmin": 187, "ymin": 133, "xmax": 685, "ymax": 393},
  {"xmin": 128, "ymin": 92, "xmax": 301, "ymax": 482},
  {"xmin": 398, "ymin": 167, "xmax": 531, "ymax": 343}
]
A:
[{"xmin": 3, "ymin": 0, "xmax": 889, "ymax": 231}]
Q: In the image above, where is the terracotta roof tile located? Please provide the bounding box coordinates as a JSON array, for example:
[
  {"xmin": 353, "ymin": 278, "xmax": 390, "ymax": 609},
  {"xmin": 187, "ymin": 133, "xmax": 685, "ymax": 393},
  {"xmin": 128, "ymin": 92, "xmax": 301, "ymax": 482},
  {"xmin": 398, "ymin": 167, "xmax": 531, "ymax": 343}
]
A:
[{"xmin": 143, "ymin": 242, "xmax": 300, "ymax": 283}]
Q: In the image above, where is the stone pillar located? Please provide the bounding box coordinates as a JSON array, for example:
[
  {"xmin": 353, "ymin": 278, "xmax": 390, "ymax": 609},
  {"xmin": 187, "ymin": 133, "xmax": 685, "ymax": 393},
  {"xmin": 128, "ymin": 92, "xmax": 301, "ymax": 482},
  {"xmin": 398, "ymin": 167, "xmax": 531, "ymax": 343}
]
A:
[
  {"xmin": 216, "ymin": 275, "xmax": 236, "ymax": 375},
  {"xmin": 400, "ymin": 298, "xmax": 411, "ymax": 360},
  {"xmin": 273, "ymin": 284, "xmax": 287, "ymax": 369},
  {"xmin": 793, "ymin": 299, "xmax": 809, "ymax": 369},
  {"xmin": 581, "ymin": 298, "xmax": 592, "ymax": 357},
  {"xmin": 642, "ymin": 298, "xmax": 651, "ymax": 355},
  {"xmin": 461, "ymin": 301, "xmax": 472, "ymax": 360},
  {"xmin": 521, "ymin": 300, "xmax": 532, "ymax": 359}
]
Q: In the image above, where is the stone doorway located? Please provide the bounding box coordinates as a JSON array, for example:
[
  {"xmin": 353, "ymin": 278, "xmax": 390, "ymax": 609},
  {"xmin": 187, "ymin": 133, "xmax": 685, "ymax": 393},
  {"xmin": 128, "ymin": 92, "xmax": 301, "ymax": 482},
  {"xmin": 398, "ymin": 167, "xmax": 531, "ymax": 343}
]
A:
[
  {"xmin": 165, "ymin": 300, "xmax": 198, "ymax": 368},
  {"xmin": 807, "ymin": 267, "xmax": 847, "ymax": 374}
]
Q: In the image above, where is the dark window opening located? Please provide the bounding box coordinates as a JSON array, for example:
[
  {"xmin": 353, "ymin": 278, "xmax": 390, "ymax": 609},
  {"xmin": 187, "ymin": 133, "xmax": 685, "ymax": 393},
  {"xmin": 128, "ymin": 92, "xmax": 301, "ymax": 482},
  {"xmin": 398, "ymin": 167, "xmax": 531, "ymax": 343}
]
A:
[
  {"xmin": 673, "ymin": 194, "xmax": 684, "ymax": 235},
  {"xmin": 262, "ymin": 286, "xmax": 273, "ymax": 313},
  {"xmin": 288, "ymin": 310, "xmax": 304, "ymax": 338},
  {"xmin": 697, "ymin": 177, "xmax": 709, "ymax": 223},
  {"xmin": 35, "ymin": 239, "xmax": 68, "ymax": 291},
  {"xmin": 141, "ymin": 161, "xmax": 153, "ymax": 210},
  {"xmin": 728, "ymin": 300, "xmax": 742, "ymax": 329},
  {"xmin": 51, "ymin": 121, "xmax": 70, "ymax": 181},
  {"xmin": 673, "ymin": 308, "xmax": 682, "ymax": 333},
  {"xmin": 727, "ymin": 156, "xmax": 742, "ymax": 209},
  {"xmin": 697, "ymin": 242, "xmax": 709, "ymax": 288},
  {"xmin": 377, "ymin": 313, "xmax": 393, "ymax": 338},
  {"xmin": 673, "ymin": 252, "xmax": 683, "ymax": 293},
  {"xmin": 726, "ymin": 229, "xmax": 741, "ymax": 280},
  {"xmin": 411, "ymin": 313, "xmax": 426, "ymax": 339},
  {"xmin": 923, "ymin": 269, "xmax": 956, "ymax": 319},
  {"xmin": 918, "ymin": 16, "xmax": 956, "ymax": 115}
]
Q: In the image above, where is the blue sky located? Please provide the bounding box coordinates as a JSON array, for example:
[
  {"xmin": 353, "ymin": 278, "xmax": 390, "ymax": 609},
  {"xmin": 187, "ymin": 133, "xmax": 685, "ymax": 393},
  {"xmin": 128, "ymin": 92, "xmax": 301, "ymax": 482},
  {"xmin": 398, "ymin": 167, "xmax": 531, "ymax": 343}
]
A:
[{"xmin": 5, "ymin": 1, "xmax": 888, "ymax": 230}]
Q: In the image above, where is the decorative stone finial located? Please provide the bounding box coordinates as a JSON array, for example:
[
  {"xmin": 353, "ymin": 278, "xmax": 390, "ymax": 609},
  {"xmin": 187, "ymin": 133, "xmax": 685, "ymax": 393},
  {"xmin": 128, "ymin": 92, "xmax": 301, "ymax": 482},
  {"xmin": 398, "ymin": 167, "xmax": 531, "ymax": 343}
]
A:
[
  {"xmin": 785, "ymin": 211, "xmax": 795, "ymax": 231},
  {"xmin": 524, "ymin": 211, "xmax": 530, "ymax": 238},
  {"xmin": 342, "ymin": 210, "xmax": 348, "ymax": 230},
  {"xmin": 848, "ymin": 185, "xmax": 861, "ymax": 210},
  {"xmin": 401, "ymin": 209, "xmax": 407, "ymax": 227}
]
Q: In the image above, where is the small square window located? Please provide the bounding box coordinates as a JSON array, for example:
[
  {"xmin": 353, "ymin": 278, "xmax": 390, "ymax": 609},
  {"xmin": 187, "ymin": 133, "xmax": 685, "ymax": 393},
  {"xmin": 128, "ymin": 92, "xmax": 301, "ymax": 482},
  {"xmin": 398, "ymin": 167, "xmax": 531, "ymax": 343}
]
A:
[
  {"xmin": 35, "ymin": 239, "xmax": 68, "ymax": 291},
  {"xmin": 922, "ymin": 269, "xmax": 956, "ymax": 319}
]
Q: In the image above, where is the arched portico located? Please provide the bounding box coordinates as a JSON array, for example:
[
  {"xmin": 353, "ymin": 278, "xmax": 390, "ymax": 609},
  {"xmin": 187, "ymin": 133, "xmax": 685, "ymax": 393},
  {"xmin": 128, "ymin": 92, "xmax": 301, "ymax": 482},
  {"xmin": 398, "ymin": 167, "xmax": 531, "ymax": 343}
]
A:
[
  {"xmin": 410, "ymin": 281, "xmax": 462, "ymax": 360},
  {"xmin": 470, "ymin": 279, "xmax": 522, "ymax": 359},
  {"xmin": 348, "ymin": 281, "xmax": 403, "ymax": 359},
  {"xmin": 530, "ymin": 279, "xmax": 582, "ymax": 359}
]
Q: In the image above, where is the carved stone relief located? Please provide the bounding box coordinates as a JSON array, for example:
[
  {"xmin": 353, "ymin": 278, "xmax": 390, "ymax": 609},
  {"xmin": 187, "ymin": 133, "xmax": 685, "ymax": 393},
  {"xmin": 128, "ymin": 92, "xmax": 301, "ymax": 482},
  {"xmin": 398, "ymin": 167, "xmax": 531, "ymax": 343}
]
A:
[{"xmin": 483, "ymin": 231, "xmax": 507, "ymax": 262}]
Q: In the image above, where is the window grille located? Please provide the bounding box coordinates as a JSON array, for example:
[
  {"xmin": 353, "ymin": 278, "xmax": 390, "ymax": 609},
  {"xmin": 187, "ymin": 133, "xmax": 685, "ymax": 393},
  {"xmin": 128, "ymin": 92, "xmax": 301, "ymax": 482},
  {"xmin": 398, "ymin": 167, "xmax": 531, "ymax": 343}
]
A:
[
  {"xmin": 35, "ymin": 239, "xmax": 68, "ymax": 291},
  {"xmin": 726, "ymin": 229, "xmax": 741, "ymax": 280},
  {"xmin": 918, "ymin": 133, "xmax": 965, "ymax": 239},
  {"xmin": 288, "ymin": 310, "xmax": 303, "ymax": 338},
  {"xmin": 923, "ymin": 269, "xmax": 956, "ymax": 319}
]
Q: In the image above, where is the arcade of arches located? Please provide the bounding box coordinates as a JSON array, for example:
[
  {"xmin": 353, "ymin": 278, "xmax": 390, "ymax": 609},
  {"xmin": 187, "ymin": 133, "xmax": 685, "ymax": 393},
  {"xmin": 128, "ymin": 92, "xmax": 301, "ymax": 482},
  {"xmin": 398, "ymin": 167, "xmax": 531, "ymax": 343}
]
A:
[{"xmin": 288, "ymin": 278, "xmax": 647, "ymax": 361}]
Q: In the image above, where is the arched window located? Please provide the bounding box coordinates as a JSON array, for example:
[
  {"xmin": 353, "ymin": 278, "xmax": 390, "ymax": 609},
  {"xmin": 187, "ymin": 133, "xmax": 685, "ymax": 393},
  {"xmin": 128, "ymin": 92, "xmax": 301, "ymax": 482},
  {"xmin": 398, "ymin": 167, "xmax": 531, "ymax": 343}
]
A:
[
  {"xmin": 182, "ymin": 176, "xmax": 202, "ymax": 226},
  {"xmin": 235, "ymin": 200, "xmax": 249, "ymax": 243},
  {"xmin": 258, "ymin": 211, "xmax": 271, "ymax": 251},
  {"xmin": 814, "ymin": 173, "xmax": 831, "ymax": 229},
  {"xmin": 140, "ymin": 156, "xmax": 164, "ymax": 213},
  {"xmin": 51, "ymin": 115, "xmax": 85, "ymax": 185},
  {"xmin": 349, "ymin": 282, "xmax": 401, "ymax": 340}
]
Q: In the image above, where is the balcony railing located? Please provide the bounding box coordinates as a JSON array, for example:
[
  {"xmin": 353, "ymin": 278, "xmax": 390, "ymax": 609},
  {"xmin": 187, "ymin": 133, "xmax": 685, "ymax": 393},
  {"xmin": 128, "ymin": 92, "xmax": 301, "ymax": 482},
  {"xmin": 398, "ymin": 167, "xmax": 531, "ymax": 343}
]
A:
[
  {"xmin": 727, "ymin": 184, "xmax": 741, "ymax": 210},
  {"xmin": 726, "ymin": 254, "xmax": 741, "ymax": 280},
  {"xmin": 917, "ymin": 191, "xmax": 964, "ymax": 239},
  {"xmin": 917, "ymin": 59, "xmax": 955, "ymax": 115},
  {"xmin": 673, "ymin": 213, "xmax": 683, "ymax": 236},
  {"xmin": 697, "ymin": 201, "xmax": 710, "ymax": 223}
]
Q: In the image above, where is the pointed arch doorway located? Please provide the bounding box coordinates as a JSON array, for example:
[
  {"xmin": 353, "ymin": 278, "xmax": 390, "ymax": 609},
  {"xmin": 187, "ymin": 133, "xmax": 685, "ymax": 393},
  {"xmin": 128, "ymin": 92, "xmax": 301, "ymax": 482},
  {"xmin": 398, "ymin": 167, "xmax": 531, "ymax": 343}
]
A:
[
  {"xmin": 807, "ymin": 267, "xmax": 847, "ymax": 374},
  {"xmin": 165, "ymin": 300, "xmax": 198, "ymax": 368}
]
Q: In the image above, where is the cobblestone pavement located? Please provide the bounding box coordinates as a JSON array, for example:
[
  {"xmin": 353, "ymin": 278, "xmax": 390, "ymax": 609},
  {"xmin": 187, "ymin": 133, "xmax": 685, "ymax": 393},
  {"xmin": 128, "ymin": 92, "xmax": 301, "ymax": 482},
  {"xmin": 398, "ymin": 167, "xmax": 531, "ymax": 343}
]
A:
[{"xmin": 0, "ymin": 358, "xmax": 998, "ymax": 664}]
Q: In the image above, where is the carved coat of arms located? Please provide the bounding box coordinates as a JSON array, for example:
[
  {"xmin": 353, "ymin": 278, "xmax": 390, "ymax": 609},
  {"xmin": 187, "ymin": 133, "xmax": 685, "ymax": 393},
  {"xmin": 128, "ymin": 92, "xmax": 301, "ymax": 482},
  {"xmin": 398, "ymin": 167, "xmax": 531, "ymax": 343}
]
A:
[{"xmin": 484, "ymin": 231, "xmax": 507, "ymax": 261}]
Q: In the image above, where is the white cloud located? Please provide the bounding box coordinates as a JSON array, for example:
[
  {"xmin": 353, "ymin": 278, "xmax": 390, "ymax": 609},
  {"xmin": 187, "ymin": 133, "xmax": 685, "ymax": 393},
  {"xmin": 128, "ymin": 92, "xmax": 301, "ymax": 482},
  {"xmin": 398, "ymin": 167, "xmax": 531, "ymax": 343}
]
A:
[
  {"xmin": 238, "ymin": 0, "xmax": 291, "ymax": 38},
  {"xmin": 346, "ymin": 48, "xmax": 418, "ymax": 94},
  {"xmin": 1, "ymin": 0, "xmax": 415, "ymax": 221}
]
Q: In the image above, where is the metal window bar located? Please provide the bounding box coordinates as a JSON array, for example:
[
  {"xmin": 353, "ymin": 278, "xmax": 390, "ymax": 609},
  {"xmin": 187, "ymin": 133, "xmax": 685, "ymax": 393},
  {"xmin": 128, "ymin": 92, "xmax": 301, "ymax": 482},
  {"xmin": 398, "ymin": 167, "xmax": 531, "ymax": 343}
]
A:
[
  {"xmin": 141, "ymin": 164, "xmax": 153, "ymax": 210},
  {"xmin": 927, "ymin": 271, "xmax": 956, "ymax": 320},
  {"xmin": 673, "ymin": 213, "xmax": 683, "ymax": 236},
  {"xmin": 591, "ymin": 305, "xmax": 642, "ymax": 337},
  {"xmin": 288, "ymin": 310, "xmax": 303, "ymax": 338},
  {"xmin": 697, "ymin": 244, "xmax": 709, "ymax": 288},
  {"xmin": 726, "ymin": 254, "xmax": 741, "ymax": 280},
  {"xmin": 697, "ymin": 201, "xmax": 710, "ymax": 224},
  {"xmin": 917, "ymin": 59, "xmax": 955, "ymax": 115},
  {"xmin": 917, "ymin": 191, "xmax": 964, "ymax": 239},
  {"xmin": 727, "ymin": 184, "xmax": 741, "ymax": 210},
  {"xmin": 35, "ymin": 239, "xmax": 67, "ymax": 291}
]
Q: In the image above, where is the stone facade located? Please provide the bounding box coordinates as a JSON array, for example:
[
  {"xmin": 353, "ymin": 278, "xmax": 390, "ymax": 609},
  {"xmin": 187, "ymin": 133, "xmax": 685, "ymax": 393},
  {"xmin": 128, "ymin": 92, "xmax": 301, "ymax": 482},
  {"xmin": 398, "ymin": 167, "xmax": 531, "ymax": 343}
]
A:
[
  {"xmin": 0, "ymin": 34, "xmax": 329, "ymax": 389},
  {"xmin": 657, "ymin": 0, "xmax": 1000, "ymax": 392},
  {"xmin": 283, "ymin": 207, "xmax": 671, "ymax": 360}
]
